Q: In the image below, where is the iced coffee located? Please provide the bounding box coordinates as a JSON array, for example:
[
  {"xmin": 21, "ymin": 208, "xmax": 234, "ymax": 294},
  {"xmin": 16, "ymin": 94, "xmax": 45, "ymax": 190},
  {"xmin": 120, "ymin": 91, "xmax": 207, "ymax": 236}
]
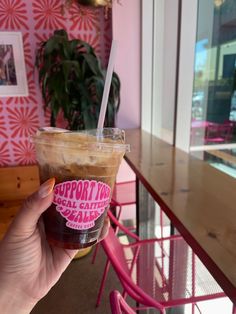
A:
[{"xmin": 32, "ymin": 128, "xmax": 130, "ymax": 249}]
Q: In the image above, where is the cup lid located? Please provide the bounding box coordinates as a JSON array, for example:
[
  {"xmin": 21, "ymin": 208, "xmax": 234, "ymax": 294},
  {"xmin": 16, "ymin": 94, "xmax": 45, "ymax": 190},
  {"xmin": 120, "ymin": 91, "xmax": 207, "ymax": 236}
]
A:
[{"xmin": 31, "ymin": 127, "xmax": 130, "ymax": 153}]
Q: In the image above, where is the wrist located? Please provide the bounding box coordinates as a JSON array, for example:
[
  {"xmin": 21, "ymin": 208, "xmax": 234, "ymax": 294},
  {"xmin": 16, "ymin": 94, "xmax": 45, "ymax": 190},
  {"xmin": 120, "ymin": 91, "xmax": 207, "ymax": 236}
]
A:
[{"xmin": 0, "ymin": 285, "xmax": 37, "ymax": 314}]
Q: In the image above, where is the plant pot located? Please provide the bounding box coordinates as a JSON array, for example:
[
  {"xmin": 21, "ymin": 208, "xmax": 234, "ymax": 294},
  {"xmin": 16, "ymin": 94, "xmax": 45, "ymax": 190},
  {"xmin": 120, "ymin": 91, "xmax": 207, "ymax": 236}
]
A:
[
  {"xmin": 73, "ymin": 246, "xmax": 93, "ymax": 259},
  {"xmin": 77, "ymin": 0, "xmax": 110, "ymax": 7}
]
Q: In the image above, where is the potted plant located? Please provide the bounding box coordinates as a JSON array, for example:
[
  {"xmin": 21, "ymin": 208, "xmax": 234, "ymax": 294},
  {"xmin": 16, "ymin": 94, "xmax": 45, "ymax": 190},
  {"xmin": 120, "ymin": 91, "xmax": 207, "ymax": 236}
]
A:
[
  {"xmin": 66, "ymin": 0, "xmax": 112, "ymax": 7},
  {"xmin": 35, "ymin": 29, "xmax": 120, "ymax": 130},
  {"xmin": 62, "ymin": 1, "xmax": 121, "ymax": 18}
]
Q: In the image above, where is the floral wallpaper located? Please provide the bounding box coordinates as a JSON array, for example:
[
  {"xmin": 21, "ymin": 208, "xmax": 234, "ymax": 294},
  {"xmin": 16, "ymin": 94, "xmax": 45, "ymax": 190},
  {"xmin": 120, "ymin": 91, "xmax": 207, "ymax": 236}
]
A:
[{"xmin": 0, "ymin": 0, "xmax": 111, "ymax": 166}]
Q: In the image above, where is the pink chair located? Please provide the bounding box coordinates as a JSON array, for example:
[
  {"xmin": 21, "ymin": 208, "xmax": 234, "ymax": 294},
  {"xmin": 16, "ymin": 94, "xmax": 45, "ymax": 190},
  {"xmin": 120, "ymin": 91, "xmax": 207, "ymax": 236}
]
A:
[
  {"xmin": 110, "ymin": 290, "xmax": 136, "ymax": 314},
  {"xmin": 111, "ymin": 181, "xmax": 136, "ymax": 222},
  {"xmin": 97, "ymin": 210, "xmax": 226, "ymax": 313},
  {"xmin": 205, "ymin": 123, "xmax": 233, "ymax": 144},
  {"xmin": 92, "ymin": 180, "xmax": 136, "ymax": 264}
]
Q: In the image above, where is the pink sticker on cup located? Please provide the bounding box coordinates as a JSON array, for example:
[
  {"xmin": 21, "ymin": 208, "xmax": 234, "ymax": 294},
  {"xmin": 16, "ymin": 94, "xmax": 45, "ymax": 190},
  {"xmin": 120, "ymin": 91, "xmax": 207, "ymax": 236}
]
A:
[{"xmin": 53, "ymin": 180, "xmax": 111, "ymax": 230}]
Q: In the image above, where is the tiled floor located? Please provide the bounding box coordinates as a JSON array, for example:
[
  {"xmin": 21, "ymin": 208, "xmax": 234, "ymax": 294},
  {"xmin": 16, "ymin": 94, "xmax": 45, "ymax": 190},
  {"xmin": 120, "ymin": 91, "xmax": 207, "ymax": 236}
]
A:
[{"xmin": 31, "ymin": 246, "xmax": 121, "ymax": 314}]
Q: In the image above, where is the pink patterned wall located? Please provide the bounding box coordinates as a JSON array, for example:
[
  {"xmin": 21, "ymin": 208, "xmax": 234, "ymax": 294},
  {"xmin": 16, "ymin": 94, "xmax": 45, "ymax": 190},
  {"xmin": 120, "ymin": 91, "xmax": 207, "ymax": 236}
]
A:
[{"xmin": 0, "ymin": 0, "xmax": 112, "ymax": 167}]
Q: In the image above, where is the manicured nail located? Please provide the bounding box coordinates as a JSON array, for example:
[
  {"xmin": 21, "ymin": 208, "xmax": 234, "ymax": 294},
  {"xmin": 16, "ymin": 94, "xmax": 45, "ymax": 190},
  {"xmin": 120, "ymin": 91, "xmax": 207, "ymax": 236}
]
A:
[{"xmin": 38, "ymin": 178, "xmax": 55, "ymax": 198}]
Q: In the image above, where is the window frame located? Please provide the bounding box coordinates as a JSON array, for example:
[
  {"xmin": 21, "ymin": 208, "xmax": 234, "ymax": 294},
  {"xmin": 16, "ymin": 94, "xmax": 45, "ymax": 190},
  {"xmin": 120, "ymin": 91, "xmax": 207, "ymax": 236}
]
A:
[{"xmin": 141, "ymin": 0, "xmax": 198, "ymax": 152}]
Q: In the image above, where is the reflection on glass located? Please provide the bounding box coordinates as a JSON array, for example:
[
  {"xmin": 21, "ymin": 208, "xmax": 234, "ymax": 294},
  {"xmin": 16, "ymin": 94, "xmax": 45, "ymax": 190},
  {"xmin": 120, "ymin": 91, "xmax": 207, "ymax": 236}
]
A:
[
  {"xmin": 191, "ymin": 0, "xmax": 236, "ymax": 179},
  {"xmin": 205, "ymin": 148, "xmax": 236, "ymax": 178}
]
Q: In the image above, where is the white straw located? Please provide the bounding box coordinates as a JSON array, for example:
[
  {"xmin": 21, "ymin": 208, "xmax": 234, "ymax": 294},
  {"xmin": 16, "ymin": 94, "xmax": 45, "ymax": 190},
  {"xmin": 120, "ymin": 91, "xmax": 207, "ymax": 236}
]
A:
[{"xmin": 97, "ymin": 40, "xmax": 117, "ymax": 129}]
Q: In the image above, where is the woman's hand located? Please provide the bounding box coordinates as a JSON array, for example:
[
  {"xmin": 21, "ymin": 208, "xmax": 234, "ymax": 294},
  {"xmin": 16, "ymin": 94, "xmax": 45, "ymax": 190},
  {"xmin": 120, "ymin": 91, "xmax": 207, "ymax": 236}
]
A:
[{"xmin": 0, "ymin": 178, "xmax": 109, "ymax": 314}]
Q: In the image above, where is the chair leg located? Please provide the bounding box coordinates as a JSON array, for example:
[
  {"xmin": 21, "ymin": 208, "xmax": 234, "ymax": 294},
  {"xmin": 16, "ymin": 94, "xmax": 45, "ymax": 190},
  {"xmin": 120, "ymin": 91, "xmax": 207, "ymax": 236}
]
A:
[
  {"xmin": 96, "ymin": 258, "xmax": 111, "ymax": 307},
  {"xmin": 232, "ymin": 304, "xmax": 236, "ymax": 314},
  {"xmin": 117, "ymin": 205, "xmax": 122, "ymax": 221},
  {"xmin": 91, "ymin": 242, "xmax": 100, "ymax": 264},
  {"xmin": 122, "ymin": 290, "xmax": 127, "ymax": 300}
]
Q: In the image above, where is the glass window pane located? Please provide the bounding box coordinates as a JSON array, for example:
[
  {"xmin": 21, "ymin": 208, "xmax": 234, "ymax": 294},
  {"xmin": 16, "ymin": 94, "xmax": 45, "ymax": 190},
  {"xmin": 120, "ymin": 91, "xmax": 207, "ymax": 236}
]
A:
[{"xmin": 190, "ymin": 0, "xmax": 236, "ymax": 177}]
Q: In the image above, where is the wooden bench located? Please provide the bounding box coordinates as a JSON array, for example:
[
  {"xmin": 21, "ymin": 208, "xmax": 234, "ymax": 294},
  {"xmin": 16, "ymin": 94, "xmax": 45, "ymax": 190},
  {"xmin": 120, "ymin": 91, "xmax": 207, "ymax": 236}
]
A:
[{"xmin": 0, "ymin": 165, "xmax": 39, "ymax": 239}]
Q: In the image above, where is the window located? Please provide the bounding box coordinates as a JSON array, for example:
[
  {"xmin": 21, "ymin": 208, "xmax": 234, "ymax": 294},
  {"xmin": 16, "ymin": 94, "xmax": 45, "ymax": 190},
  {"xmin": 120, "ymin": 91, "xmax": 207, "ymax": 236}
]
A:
[
  {"xmin": 142, "ymin": 0, "xmax": 236, "ymax": 178},
  {"xmin": 190, "ymin": 0, "xmax": 236, "ymax": 177}
]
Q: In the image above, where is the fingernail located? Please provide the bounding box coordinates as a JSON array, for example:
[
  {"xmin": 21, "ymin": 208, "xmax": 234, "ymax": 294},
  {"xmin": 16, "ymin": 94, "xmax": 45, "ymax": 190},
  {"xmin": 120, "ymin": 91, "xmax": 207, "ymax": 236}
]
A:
[{"xmin": 38, "ymin": 178, "xmax": 55, "ymax": 198}]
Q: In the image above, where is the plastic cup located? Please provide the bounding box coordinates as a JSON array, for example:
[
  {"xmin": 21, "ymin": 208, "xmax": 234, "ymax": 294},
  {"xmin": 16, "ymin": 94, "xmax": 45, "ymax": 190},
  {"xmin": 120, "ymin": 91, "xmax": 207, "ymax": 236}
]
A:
[{"xmin": 32, "ymin": 127, "xmax": 130, "ymax": 249}]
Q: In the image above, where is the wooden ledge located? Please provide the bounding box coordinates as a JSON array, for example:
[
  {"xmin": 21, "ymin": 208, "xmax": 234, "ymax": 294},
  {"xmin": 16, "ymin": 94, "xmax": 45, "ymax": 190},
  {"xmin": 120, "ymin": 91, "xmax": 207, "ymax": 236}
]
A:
[
  {"xmin": 124, "ymin": 128, "xmax": 236, "ymax": 304},
  {"xmin": 0, "ymin": 165, "xmax": 39, "ymax": 239},
  {"xmin": 0, "ymin": 165, "xmax": 39, "ymax": 201}
]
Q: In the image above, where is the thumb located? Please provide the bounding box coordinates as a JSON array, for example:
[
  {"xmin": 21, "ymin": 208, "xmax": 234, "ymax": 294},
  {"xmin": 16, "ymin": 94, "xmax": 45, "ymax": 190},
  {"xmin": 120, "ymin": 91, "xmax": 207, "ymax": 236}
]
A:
[{"xmin": 11, "ymin": 178, "xmax": 55, "ymax": 233}]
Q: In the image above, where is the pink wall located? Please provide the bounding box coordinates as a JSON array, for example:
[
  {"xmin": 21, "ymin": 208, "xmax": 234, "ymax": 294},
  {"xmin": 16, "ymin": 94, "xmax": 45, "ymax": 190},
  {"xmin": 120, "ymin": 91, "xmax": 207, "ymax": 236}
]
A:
[
  {"xmin": 0, "ymin": 0, "xmax": 111, "ymax": 166},
  {"xmin": 112, "ymin": 0, "xmax": 141, "ymax": 182},
  {"xmin": 112, "ymin": 0, "xmax": 141, "ymax": 129},
  {"xmin": 0, "ymin": 0, "xmax": 141, "ymax": 168}
]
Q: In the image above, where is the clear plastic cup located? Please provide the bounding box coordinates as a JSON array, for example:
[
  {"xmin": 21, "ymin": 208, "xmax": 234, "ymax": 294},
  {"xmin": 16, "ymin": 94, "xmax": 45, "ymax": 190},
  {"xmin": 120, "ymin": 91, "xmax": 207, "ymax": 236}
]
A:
[{"xmin": 32, "ymin": 127, "xmax": 130, "ymax": 249}]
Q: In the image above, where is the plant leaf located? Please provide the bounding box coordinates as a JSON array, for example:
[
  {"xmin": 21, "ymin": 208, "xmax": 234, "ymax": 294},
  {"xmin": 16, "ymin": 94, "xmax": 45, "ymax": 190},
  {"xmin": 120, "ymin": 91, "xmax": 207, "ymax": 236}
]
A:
[{"xmin": 35, "ymin": 29, "xmax": 120, "ymax": 130}]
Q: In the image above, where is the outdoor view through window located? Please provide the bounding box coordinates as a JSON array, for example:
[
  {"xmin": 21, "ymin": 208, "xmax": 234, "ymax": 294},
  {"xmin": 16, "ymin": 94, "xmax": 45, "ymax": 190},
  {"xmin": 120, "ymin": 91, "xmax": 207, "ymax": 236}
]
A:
[{"xmin": 191, "ymin": 0, "xmax": 236, "ymax": 178}]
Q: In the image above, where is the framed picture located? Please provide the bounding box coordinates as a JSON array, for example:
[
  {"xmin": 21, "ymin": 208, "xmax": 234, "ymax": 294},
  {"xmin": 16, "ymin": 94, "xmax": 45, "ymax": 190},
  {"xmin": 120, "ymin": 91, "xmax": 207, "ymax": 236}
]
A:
[{"xmin": 0, "ymin": 32, "xmax": 28, "ymax": 97}]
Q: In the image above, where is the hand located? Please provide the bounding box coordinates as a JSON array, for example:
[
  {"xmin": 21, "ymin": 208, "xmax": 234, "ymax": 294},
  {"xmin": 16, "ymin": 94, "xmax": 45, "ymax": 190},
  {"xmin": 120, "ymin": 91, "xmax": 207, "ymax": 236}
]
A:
[{"xmin": 0, "ymin": 178, "xmax": 109, "ymax": 314}]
